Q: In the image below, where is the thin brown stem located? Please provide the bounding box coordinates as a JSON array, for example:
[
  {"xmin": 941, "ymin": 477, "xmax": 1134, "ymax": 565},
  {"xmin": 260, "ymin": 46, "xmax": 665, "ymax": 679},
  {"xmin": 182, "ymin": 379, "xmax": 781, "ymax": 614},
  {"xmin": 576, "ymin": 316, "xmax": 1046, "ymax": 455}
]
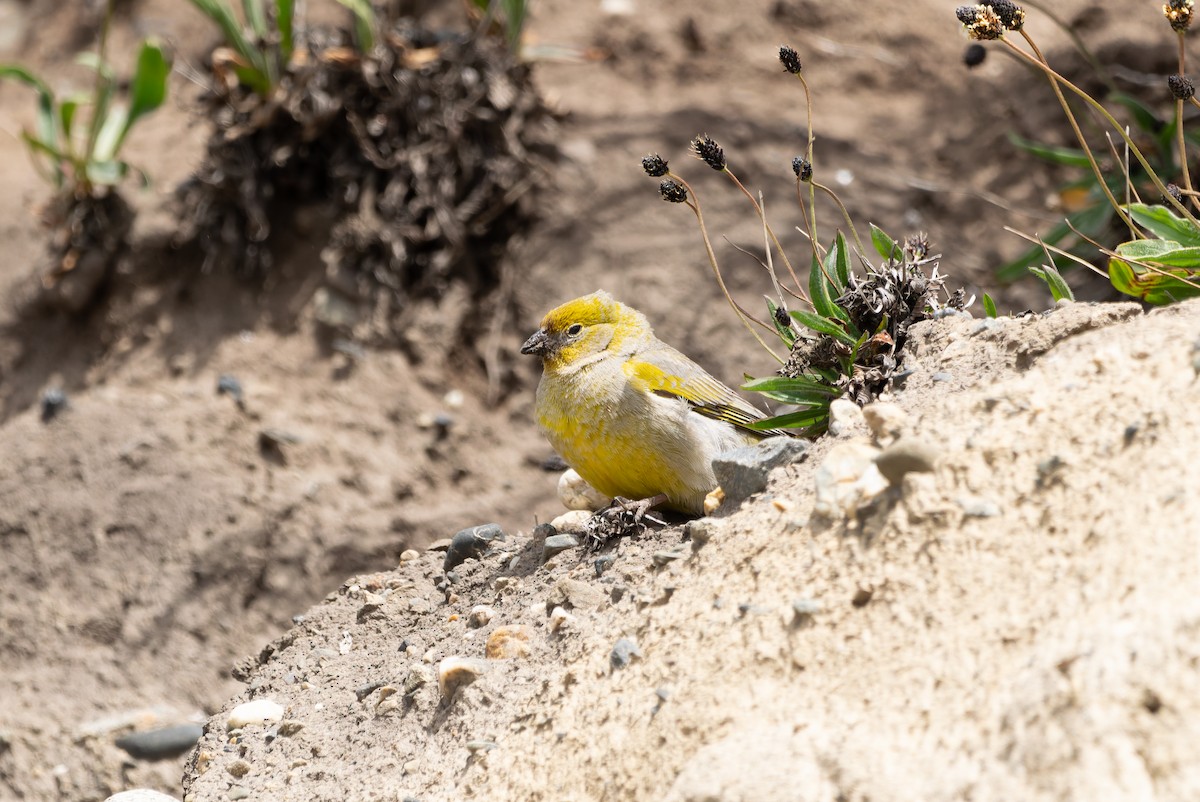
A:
[
  {"xmin": 811, "ymin": 180, "xmax": 867, "ymax": 259},
  {"xmin": 721, "ymin": 168, "xmax": 809, "ymax": 304},
  {"xmin": 1011, "ymin": 31, "xmax": 1200, "ymax": 230},
  {"xmin": 672, "ymin": 174, "xmax": 783, "ymax": 361},
  {"xmin": 797, "ymin": 73, "xmax": 818, "ymax": 240}
]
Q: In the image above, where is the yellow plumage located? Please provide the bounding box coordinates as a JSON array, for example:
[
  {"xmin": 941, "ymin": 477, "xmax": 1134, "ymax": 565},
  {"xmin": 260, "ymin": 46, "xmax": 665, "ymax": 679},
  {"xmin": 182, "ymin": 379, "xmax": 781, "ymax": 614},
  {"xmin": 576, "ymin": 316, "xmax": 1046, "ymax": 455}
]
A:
[{"xmin": 521, "ymin": 291, "xmax": 776, "ymax": 515}]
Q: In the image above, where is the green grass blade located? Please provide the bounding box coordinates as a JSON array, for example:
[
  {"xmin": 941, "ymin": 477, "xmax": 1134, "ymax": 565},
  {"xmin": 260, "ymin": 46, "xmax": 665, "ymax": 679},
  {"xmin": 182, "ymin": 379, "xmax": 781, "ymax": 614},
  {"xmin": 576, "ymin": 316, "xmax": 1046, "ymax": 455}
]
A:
[
  {"xmin": 276, "ymin": 0, "xmax": 295, "ymax": 62},
  {"xmin": 242, "ymin": 0, "xmax": 267, "ymax": 38},
  {"xmin": 335, "ymin": 0, "xmax": 376, "ymax": 51},
  {"xmin": 982, "ymin": 293, "xmax": 997, "ymax": 318},
  {"xmin": 1029, "ymin": 265, "xmax": 1074, "ymax": 302},
  {"xmin": 1007, "ymin": 131, "xmax": 1092, "ymax": 168},
  {"xmin": 869, "ymin": 223, "xmax": 900, "ymax": 262},
  {"xmin": 788, "ymin": 310, "xmax": 856, "ymax": 346}
]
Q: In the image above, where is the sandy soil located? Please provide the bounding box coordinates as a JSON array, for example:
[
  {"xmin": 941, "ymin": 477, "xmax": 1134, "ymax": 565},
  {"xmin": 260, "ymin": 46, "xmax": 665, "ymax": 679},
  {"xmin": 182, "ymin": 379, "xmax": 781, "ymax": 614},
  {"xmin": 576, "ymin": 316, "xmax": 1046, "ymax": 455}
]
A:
[{"xmin": 0, "ymin": 1, "xmax": 1191, "ymax": 800}]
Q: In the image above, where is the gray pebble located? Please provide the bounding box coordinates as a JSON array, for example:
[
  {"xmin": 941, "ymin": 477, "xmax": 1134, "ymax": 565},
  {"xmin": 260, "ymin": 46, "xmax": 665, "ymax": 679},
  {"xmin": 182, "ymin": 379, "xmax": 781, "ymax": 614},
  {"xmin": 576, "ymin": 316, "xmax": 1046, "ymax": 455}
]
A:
[
  {"xmin": 114, "ymin": 724, "xmax": 204, "ymax": 761},
  {"xmin": 465, "ymin": 741, "xmax": 498, "ymax": 754},
  {"xmin": 931, "ymin": 372, "xmax": 953, "ymax": 382},
  {"xmin": 40, "ymin": 388, "xmax": 67, "ymax": 422},
  {"xmin": 712, "ymin": 437, "xmax": 810, "ymax": 505},
  {"xmin": 443, "ymin": 523, "xmax": 505, "ymax": 572},
  {"xmin": 228, "ymin": 787, "xmax": 250, "ymax": 801},
  {"xmin": 651, "ymin": 546, "xmax": 688, "ymax": 566},
  {"xmin": 610, "ymin": 637, "xmax": 642, "ymax": 670},
  {"xmin": 684, "ymin": 518, "xmax": 714, "ymax": 548},
  {"xmin": 355, "ymin": 681, "xmax": 387, "ymax": 702},
  {"xmin": 594, "ymin": 554, "xmax": 615, "ymax": 576},
  {"xmin": 874, "ymin": 438, "xmax": 938, "ymax": 484},
  {"xmin": 216, "ymin": 375, "xmax": 244, "ymax": 406},
  {"xmin": 542, "ymin": 533, "xmax": 579, "ymax": 563},
  {"xmin": 956, "ymin": 496, "xmax": 1001, "ymax": 518}
]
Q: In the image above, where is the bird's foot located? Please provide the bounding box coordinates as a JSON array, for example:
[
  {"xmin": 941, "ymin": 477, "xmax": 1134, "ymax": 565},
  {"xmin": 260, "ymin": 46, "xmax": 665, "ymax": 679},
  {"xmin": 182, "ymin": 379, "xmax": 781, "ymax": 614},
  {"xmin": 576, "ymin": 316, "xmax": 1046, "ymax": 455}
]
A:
[{"xmin": 585, "ymin": 494, "xmax": 668, "ymax": 551}]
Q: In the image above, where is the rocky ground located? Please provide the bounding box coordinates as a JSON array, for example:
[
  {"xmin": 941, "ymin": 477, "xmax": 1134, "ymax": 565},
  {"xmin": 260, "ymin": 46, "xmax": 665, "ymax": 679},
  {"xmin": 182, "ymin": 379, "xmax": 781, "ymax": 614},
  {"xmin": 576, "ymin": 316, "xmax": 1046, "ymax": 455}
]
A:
[{"xmin": 0, "ymin": 1, "xmax": 1192, "ymax": 800}]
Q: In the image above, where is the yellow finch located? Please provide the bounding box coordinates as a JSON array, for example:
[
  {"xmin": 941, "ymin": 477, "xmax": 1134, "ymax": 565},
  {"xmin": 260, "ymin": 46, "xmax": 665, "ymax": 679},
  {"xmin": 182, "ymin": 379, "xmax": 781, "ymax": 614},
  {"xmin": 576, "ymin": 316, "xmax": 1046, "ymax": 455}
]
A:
[{"xmin": 521, "ymin": 291, "xmax": 778, "ymax": 515}]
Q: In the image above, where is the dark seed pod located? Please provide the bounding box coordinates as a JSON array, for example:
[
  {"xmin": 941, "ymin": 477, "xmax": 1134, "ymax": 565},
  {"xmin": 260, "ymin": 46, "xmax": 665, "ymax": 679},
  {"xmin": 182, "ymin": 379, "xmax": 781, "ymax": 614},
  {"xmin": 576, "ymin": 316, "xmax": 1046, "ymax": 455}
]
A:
[
  {"xmin": 659, "ymin": 179, "xmax": 689, "ymax": 203},
  {"xmin": 778, "ymin": 45, "xmax": 802, "ymax": 74},
  {"xmin": 642, "ymin": 154, "xmax": 669, "ymax": 177},
  {"xmin": 792, "ymin": 157, "xmax": 813, "ymax": 182},
  {"xmin": 690, "ymin": 135, "xmax": 726, "ymax": 171},
  {"xmin": 963, "ymin": 43, "xmax": 987, "ymax": 68},
  {"xmin": 1169, "ymin": 73, "xmax": 1195, "ymax": 100}
]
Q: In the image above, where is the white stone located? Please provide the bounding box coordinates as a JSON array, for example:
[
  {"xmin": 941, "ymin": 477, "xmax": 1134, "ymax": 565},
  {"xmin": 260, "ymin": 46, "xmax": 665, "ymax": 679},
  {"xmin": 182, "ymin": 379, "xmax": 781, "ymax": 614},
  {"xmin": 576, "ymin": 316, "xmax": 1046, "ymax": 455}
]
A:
[
  {"xmin": 226, "ymin": 699, "xmax": 284, "ymax": 730},
  {"xmin": 813, "ymin": 442, "xmax": 889, "ymax": 517},
  {"xmin": 556, "ymin": 469, "xmax": 610, "ymax": 511},
  {"xmin": 827, "ymin": 399, "xmax": 865, "ymax": 436},
  {"xmin": 862, "ymin": 402, "xmax": 908, "ymax": 444},
  {"xmin": 105, "ymin": 791, "xmax": 181, "ymax": 802},
  {"xmin": 550, "ymin": 509, "xmax": 592, "ymax": 534}
]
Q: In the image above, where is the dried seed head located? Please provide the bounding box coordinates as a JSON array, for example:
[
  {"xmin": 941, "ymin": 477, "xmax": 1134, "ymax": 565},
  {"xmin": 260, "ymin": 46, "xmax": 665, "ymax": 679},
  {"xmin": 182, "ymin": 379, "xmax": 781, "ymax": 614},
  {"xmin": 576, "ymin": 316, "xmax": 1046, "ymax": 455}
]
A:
[
  {"xmin": 778, "ymin": 45, "xmax": 802, "ymax": 74},
  {"xmin": 956, "ymin": 5, "xmax": 1005, "ymax": 40},
  {"xmin": 1164, "ymin": 0, "xmax": 1195, "ymax": 32},
  {"xmin": 963, "ymin": 43, "xmax": 987, "ymax": 68},
  {"xmin": 1166, "ymin": 183, "xmax": 1184, "ymax": 203},
  {"xmin": 773, "ymin": 305, "xmax": 791, "ymax": 329},
  {"xmin": 642, "ymin": 154, "xmax": 669, "ymax": 177},
  {"xmin": 659, "ymin": 179, "xmax": 689, "ymax": 203},
  {"xmin": 792, "ymin": 156, "xmax": 813, "ymax": 182},
  {"xmin": 1169, "ymin": 73, "xmax": 1195, "ymax": 100},
  {"xmin": 690, "ymin": 135, "xmax": 726, "ymax": 171},
  {"xmin": 982, "ymin": 0, "xmax": 1025, "ymax": 30}
]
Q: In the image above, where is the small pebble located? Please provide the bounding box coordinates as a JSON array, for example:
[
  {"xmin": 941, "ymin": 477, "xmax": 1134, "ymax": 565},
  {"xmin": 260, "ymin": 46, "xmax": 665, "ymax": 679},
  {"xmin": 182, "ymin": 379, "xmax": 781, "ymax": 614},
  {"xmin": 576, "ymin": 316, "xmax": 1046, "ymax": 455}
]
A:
[
  {"xmin": 114, "ymin": 724, "xmax": 204, "ymax": 761},
  {"xmin": 226, "ymin": 699, "xmax": 284, "ymax": 730},
  {"xmin": 549, "ymin": 510, "xmax": 591, "ymax": 535},
  {"xmin": 40, "ymin": 388, "xmax": 68, "ymax": 422},
  {"xmin": 557, "ymin": 469, "xmax": 611, "ymax": 511},
  {"xmin": 593, "ymin": 554, "xmax": 615, "ymax": 576},
  {"xmin": 610, "ymin": 638, "xmax": 642, "ymax": 670},
  {"xmin": 861, "ymin": 402, "xmax": 907, "ymax": 443},
  {"xmin": 399, "ymin": 549, "xmax": 419, "ymax": 562},
  {"xmin": 827, "ymin": 398, "xmax": 865, "ymax": 436},
  {"xmin": 437, "ymin": 656, "xmax": 489, "ymax": 698},
  {"xmin": 684, "ymin": 518, "xmax": 715, "ymax": 548},
  {"xmin": 956, "ymin": 496, "xmax": 1001, "ymax": 518},
  {"xmin": 703, "ymin": 487, "xmax": 724, "ymax": 515},
  {"xmin": 485, "ymin": 625, "xmax": 534, "ymax": 659},
  {"xmin": 227, "ymin": 786, "xmax": 250, "ymax": 801},
  {"xmin": 813, "ymin": 442, "xmax": 888, "ymax": 517},
  {"xmin": 442, "ymin": 523, "xmax": 505, "ymax": 572},
  {"xmin": 403, "ymin": 665, "xmax": 435, "ymax": 696},
  {"xmin": 548, "ymin": 605, "xmax": 575, "ymax": 633},
  {"xmin": 466, "ymin": 740, "xmax": 498, "ymax": 755},
  {"xmin": 548, "ymin": 578, "xmax": 606, "ymax": 610},
  {"xmin": 468, "ymin": 605, "xmax": 495, "ymax": 628},
  {"xmin": 104, "ymin": 791, "xmax": 181, "ymax": 802},
  {"xmin": 277, "ymin": 720, "xmax": 305, "ymax": 736},
  {"xmin": 931, "ymin": 371, "xmax": 953, "ymax": 382},
  {"xmin": 875, "ymin": 438, "xmax": 938, "ymax": 485},
  {"xmin": 651, "ymin": 546, "xmax": 688, "ymax": 566},
  {"xmin": 227, "ymin": 759, "xmax": 252, "ymax": 779},
  {"xmin": 216, "ymin": 375, "xmax": 244, "ymax": 406},
  {"xmin": 542, "ymin": 533, "xmax": 580, "ymax": 563},
  {"xmin": 355, "ymin": 681, "xmax": 387, "ymax": 702}
]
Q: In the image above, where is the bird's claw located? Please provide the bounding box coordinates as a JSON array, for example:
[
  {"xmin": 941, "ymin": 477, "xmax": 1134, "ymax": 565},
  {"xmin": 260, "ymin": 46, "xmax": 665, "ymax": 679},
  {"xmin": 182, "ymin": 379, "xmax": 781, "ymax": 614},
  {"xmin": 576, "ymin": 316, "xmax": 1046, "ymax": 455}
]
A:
[{"xmin": 584, "ymin": 495, "xmax": 667, "ymax": 550}]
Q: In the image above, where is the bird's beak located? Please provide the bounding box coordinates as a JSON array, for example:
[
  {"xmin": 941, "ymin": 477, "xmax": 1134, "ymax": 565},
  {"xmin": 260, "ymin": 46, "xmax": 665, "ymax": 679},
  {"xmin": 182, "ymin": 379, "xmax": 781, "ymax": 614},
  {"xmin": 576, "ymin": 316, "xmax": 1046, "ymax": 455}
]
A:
[{"xmin": 521, "ymin": 329, "xmax": 550, "ymax": 357}]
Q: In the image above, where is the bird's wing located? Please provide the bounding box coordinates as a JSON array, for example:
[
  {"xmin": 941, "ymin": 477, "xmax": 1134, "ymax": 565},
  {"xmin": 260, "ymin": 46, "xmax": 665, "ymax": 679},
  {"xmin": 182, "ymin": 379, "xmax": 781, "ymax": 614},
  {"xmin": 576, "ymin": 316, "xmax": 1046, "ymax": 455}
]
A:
[{"xmin": 623, "ymin": 344, "xmax": 786, "ymax": 437}]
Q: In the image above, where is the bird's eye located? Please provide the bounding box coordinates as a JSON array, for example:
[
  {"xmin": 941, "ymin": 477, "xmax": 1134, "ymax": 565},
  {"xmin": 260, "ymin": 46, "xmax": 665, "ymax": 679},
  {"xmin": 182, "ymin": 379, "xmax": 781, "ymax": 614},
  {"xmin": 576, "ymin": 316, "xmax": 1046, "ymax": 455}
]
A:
[{"xmin": 566, "ymin": 323, "xmax": 583, "ymax": 336}]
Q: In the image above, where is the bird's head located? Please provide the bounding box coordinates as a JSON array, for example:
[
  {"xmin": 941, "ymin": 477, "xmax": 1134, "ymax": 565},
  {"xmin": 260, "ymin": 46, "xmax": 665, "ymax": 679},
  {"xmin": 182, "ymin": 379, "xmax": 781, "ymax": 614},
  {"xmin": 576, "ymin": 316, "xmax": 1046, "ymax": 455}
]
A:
[{"xmin": 521, "ymin": 291, "xmax": 649, "ymax": 372}]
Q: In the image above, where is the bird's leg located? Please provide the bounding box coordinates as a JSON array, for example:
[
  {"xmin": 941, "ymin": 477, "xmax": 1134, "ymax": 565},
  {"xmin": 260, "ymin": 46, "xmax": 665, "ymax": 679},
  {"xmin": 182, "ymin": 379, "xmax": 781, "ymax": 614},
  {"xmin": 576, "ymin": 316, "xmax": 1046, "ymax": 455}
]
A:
[{"xmin": 585, "ymin": 494, "xmax": 669, "ymax": 551}]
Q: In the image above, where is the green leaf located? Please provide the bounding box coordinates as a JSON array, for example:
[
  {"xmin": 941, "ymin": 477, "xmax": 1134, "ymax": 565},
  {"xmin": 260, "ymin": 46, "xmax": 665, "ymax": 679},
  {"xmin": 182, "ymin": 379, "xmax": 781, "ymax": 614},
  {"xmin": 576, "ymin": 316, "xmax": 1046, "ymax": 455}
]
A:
[
  {"xmin": 242, "ymin": 0, "xmax": 268, "ymax": 38},
  {"xmin": 1007, "ymin": 131, "xmax": 1093, "ymax": 168},
  {"xmin": 276, "ymin": 0, "xmax": 295, "ymax": 61},
  {"xmin": 187, "ymin": 0, "xmax": 268, "ymax": 85},
  {"xmin": 742, "ymin": 375, "xmax": 840, "ymax": 401},
  {"xmin": 58, "ymin": 97, "xmax": 79, "ymax": 144},
  {"xmin": 808, "ymin": 250, "xmax": 839, "ymax": 321},
  {"xmin": 501, "ymin": 0, "xmax": 528, "ymax": 50},
  {"xmin": 0, "ymin": 64, "xmax": 59, "ymax": 152},
  {"xmin": 869, "ymin": 223, "xmax": 900, "ymax": 262},
  {"xmin": 1028, "ymin": 264, "xmax": 1074, "ymax": 302},
  {"xmin": 788, "ymin": 309, "xmax": 856, "ymax": 346},
  {"xmin": 105, "ymin": 39, "xmax": 172, "ymax": 157},
  {"xmin": 749, "ymin": 406, "xmax": 830, "ymax": 431},
  {"xmin": 1108, "ymin": 256, "xmax": 1200, "ymax": 305},
  {"xmin": 92, "ymin": 105, "xmax": 127, "ymax": 163},
  {"xmin": 1115, "ymin": 238, "xmax": 1200, "ymax": 267},
  {"xmin": 982, "ymin": 293, "xmax": 997, "ymax": 318},
  {"xmin": 1125, "ymin": 203, "xmax": 1200, "ymax": 247},
  {"xmin": 335, "ymin": 0, "xmax": 376, "ymax": 51},
  {"xmin": 827, "ymin": 230, "xmax": 850, "ymax": 293},
  {"xmin": 85, "ymin": 159, "xmax": 127, "ymax": 185}
]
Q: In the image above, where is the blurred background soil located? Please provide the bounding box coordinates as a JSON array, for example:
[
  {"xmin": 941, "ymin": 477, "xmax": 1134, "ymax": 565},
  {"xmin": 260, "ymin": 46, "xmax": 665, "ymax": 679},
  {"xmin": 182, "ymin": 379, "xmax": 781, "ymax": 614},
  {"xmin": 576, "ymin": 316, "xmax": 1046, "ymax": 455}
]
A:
[{"xmin": 0, "ymin": 1, "xmax": 1173, "ymax": 799}]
